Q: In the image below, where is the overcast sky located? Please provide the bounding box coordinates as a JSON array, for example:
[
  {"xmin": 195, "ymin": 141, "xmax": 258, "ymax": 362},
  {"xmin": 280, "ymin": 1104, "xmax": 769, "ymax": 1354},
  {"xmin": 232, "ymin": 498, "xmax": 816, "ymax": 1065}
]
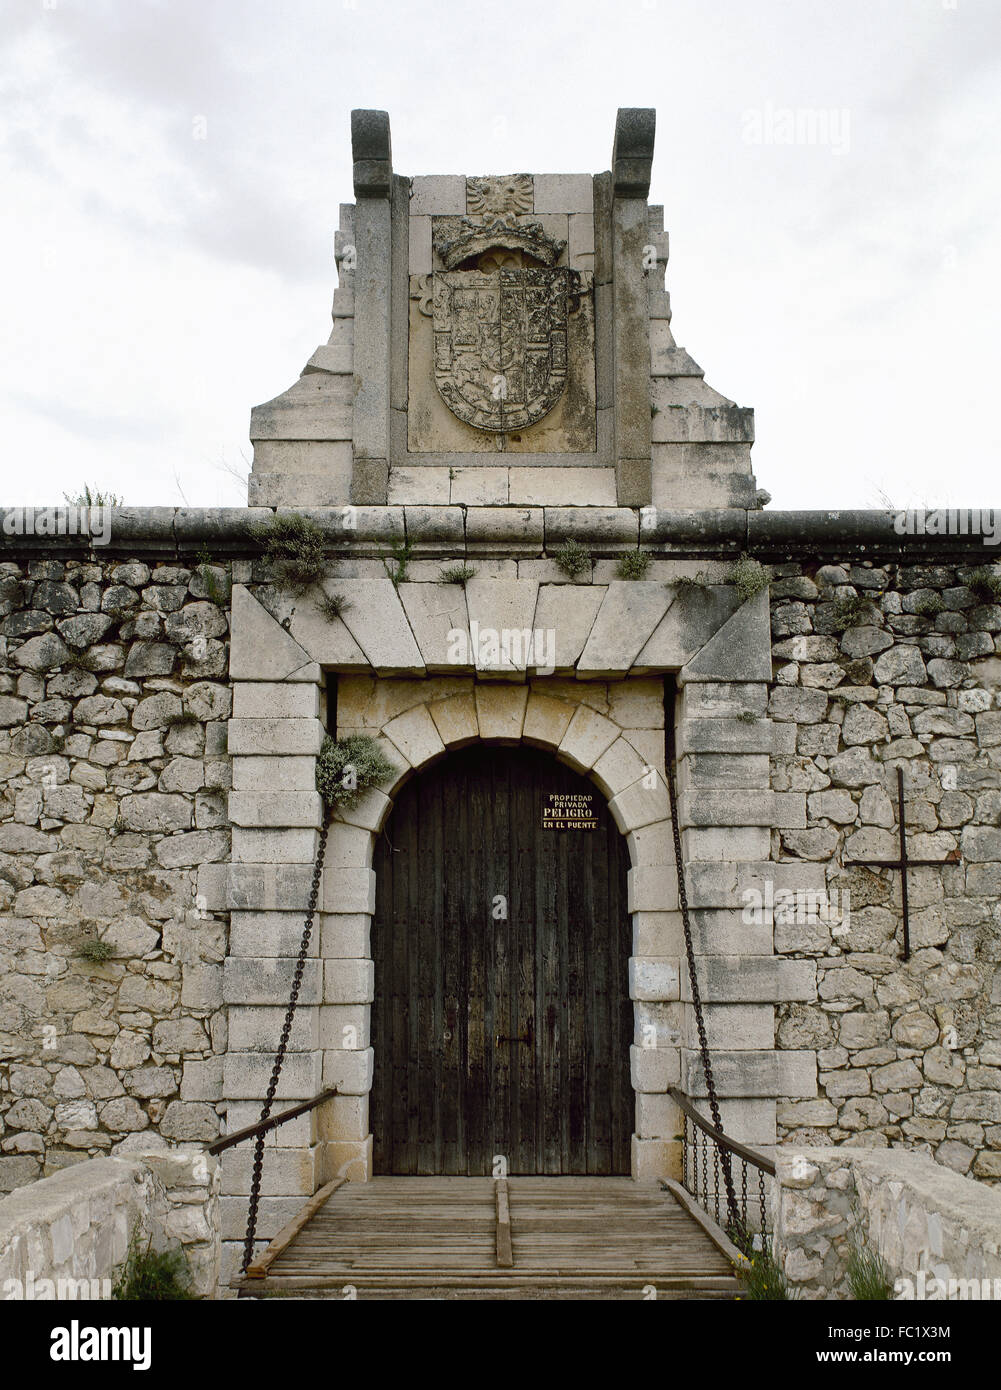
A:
[{"xmin": 2, "ymin": 0, "xmax": 999, "ymax": 511}]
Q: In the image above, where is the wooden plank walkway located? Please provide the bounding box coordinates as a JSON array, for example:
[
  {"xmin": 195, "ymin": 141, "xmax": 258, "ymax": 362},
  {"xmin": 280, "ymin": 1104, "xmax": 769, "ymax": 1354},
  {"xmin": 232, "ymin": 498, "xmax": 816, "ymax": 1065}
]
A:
[{"xmin": 237, "ymin": 1177, "xmax": 741, "ymax": 1300}]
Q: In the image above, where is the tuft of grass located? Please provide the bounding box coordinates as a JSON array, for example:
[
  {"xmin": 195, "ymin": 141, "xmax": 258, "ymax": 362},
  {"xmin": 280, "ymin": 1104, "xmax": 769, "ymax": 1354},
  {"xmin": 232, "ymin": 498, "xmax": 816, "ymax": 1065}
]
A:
[
  {"xmin": 914, "ymin": 593, "xmax": 944, "ymax": 618},
  {"xmin": 846, "ymin": 1235, "xmax": 894, "ymax": 1300},
  {"xmin": 382, "ymin": 538, "xmax": 415, "ymax": 587},
  {"xmin": 78, "ymin": 939, "xmax": 113, "ymax": 962},
  {"xmin": 967, "ymin": 567, "xmax": 1001, "ymax": 604},
  {"xmin": 553, "ymin": 538, "xmax": 591, "ymax": 582},
  {"xmin": 317, "ymin": 592, "xmax": 351, "ymax": 621},
  {"xmin": 733, "ymin": 1237, "xmax": 792, "ymax": 1300},
  {"xmin": 438, "ymin": 563, "xmax": 478, "ymax": 587},
  {"xmin": 829, "ymin": 593, "xmax": 875, "ymax": 633},
  {"xmin": 675, "ymin": 573, "xmax": 709, "ymax": 592},
  {"xmin": 112, "ymin": 1232, "xmax": 195, "ymax": 1300},
  {"xmin": 315, "ymin": 735, "xmax": 398, "ymax": 810},
  {"xmin": 257, "ymin": 514, "xmax": 327, "ymax": 596},
  {"xmin": 737, "ymin": 710, "xmax": 758, "ymax": 724},
  {"xmin": 616, "ymin": 550, "xmax": 652, "ymax": 581},
  {"xmin": 729, "ymin": 553, "xmax": 771, "ymax": 603},
  {"xmin": 63, "ymin": 485, "xmax": 123, "ymax": 507}
]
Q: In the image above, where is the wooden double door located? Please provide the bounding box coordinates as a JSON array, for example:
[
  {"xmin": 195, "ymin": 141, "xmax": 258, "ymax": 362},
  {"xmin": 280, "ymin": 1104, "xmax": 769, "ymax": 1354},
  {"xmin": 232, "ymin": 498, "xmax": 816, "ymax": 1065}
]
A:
[{"xmin": 371, "ymin": 743, "xmax": 632, "ymax": 1175}]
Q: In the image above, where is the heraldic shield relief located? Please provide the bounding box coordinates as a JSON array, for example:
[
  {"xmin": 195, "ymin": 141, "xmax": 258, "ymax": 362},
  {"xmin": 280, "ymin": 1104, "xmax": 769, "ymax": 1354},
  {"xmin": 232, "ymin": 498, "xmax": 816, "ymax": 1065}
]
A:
[{"xmin": 433, "ymin": 267, "xmax": 571, "ymax": 433}]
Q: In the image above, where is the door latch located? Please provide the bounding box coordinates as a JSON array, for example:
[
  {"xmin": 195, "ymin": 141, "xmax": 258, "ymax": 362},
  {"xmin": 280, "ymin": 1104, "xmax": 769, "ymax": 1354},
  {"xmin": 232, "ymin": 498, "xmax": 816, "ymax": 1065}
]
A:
[{"xmin": 496, "ymin": 1016, "xmax": 534, "ymax": 1047}]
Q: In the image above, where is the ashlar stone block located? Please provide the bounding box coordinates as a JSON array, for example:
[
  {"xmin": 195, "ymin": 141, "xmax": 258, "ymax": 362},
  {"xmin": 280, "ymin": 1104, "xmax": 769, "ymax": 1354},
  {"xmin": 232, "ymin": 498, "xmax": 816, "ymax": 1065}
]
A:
[
  {"xmin": 428, "ymin": 692, "xmax": 479, "ymax": 748},
  {"xmin": 323, "ymin": 959, "xmax": 375, "ymax": 1007},
  {"xmin": 532, "ymin": 584, "xmax": 606, "ymax": 672},
  {"xmin": 577, "ymin": 582, "xmax": 673, "ymax": 676},
  {"xmin": 229, "ymin": 586, "xmax": 316, "ymax": 682},
  {"xmin": 322, "ymin": 1047, "xmax": 375, "ymax": 1094},
  {"xmin": 398, "ymin": 583, "xmax": 469, "ymax": 671},
  {"xmin": 629, "ymin": 957, "xmax": 680, "ymax": 1001},
  {"xmin": 474, "ymin": 684, "xmax": 529, "ymax": 743},
  {"xmin": 630, "ymin": 1045, "xmax": 680, "ymax": 1093},
  {"xmin": 232, "ymin": 683, "xmax": 320, "ymax": 719},
  {"xmin": 557, "ymin": 703, "xmax": 619, "ymax": 771},
  {"xmin": 228, "ymin": 791, "xmax": 323, "ymax": 829},
  {"xmin": 382, "ymin": 703, "xmax": 445, "ymax": 768}
]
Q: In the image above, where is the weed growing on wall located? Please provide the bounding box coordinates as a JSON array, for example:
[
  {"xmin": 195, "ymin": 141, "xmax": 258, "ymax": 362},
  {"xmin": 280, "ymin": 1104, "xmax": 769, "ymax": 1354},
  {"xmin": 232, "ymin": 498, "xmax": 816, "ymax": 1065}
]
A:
[
  {"xmin": 968, "ymin": 566, "xmax": 1001, "ymax": 604},
  {"xmin": 438, "ymin": 563, "xmax": 478, "ymax": 587},
  {"xmin": 733, "ymin": 1238, "xmax": 792, "ymax": 1300},
  {"xmin": 316, "ymin": 735, "xmax": 398, "ymax": 810},
  {"xmin": 616, "ymin": 550, "xmax": 652, "ymax": 580},
  {"xmin": 553, "ymin": 538, "xmax": 591, "ymax": 581},
  {"xmin": 729, "ymin": 553, "xmax": 771, "ymax": 603},
  {"xmin": 829, "ymin": 593, "xmax": 877, "ymax": 632},
  {"xmin": 257, "ymin": 514, "xmax": 328, "ymax": 595},
  {"xmin": 383, "ymin": 538, "xmax": 415, "ymax": 587},
  {"xmin": 112, "ymin": 1233, "xmax": 195, "ymax": 1300},
  {"xmin": 78, "ymin": 940, "xmax": 113, "ymax": 963},
  {"xmin": 317, "ymin": 592, "xmax": 351, "ymax": 620},
  {"xmin": 846, "ymin": 1222, "xmax": 894, "ymax": 1300}
]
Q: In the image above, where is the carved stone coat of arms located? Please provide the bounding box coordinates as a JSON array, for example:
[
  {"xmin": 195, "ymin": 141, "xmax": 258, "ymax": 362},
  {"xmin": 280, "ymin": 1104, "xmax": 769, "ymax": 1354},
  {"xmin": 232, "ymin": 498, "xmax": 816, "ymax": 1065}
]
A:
[
  {"xmin": 432, "ymin": 267, "xmax": 572, "ymax": 432},
  {"xmin": 425, "ymin": 209, "xmax": 583, "ymax": 434}
]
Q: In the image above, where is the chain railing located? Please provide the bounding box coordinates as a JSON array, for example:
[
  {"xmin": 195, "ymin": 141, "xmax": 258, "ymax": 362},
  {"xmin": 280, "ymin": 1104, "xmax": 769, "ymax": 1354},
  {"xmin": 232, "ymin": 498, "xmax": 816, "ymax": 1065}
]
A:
[
  {"xmin": 216, "ymin": 813, "xmax": 332, "ymax": 1273},
  {"xmin": 669, "ymin": 1085, "xmax": 775, "ymax": 1248}
]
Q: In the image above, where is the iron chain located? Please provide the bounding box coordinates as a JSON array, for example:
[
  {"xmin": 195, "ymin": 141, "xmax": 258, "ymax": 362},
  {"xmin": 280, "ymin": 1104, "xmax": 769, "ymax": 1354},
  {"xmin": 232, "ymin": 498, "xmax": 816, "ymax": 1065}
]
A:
[
  {"xmin": 665, "ymin": 708, "xmax": 743, "ymax": 1236},
  {"xmin": 241, "ymin": 814, "xmax": 331, "ymax": 1273}
]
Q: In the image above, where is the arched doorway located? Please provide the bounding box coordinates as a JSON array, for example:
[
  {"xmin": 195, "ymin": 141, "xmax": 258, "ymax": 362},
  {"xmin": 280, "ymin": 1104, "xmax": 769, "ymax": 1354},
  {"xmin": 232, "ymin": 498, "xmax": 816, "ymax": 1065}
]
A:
[{"xmin": 371, "ymin": 743, "xmax": 632, "ymax": 1176}]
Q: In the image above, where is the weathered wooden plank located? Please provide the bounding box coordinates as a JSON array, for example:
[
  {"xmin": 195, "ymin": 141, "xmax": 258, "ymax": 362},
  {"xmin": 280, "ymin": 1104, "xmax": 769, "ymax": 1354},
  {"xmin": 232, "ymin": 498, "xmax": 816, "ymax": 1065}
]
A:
[{"xmin": 245, "ymin": 1179, "xmax": 345, "ymax": 1278}]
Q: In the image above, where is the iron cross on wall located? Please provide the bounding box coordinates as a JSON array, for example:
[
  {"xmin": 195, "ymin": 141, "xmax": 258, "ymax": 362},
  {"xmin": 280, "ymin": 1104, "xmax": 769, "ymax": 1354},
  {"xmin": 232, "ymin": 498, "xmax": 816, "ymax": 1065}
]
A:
[{"xmin": 844, "ymin": 766, "xmax": 960, "ymax": 962}]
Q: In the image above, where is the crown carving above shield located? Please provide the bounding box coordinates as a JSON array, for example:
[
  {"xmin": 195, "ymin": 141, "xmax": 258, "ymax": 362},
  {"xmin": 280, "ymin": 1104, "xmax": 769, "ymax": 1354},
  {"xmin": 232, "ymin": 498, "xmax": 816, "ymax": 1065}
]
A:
[{"xmin": 433, "ymin": 216, "xmax": 566, "ymax": 270}]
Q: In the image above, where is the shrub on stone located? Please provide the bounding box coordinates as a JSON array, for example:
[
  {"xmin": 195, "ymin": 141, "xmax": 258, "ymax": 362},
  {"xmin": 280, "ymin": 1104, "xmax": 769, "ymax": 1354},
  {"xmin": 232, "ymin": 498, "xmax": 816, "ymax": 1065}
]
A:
[
  {"xmin": 615, "ymin": 550, "xmax": 651, "ymax": 580},
  {"xmin": 729, "ymin": 553, "xmax": 771, "ymax": 603},
  {"xmin": 553, "ymin": 538, "xmax": 590, "ymax": 581},
  {"xmin": 257, "ymin": 514, "xmax": 327, "ymax": 596},
  {"xmin": 315, "ymin": 735, "xmax": 398, "ymax": 810},
  {"xmin": 78, "ymin": 939, "xmax": 113, "ymax": 963}
]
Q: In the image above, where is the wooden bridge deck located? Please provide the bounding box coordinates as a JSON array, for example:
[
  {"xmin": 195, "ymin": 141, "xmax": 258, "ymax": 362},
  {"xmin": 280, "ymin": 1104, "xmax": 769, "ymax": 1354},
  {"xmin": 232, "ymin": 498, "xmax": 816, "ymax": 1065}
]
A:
[{"xmin": 237, "ymin": 1177, "xmax": 741, "ymax": 1300}]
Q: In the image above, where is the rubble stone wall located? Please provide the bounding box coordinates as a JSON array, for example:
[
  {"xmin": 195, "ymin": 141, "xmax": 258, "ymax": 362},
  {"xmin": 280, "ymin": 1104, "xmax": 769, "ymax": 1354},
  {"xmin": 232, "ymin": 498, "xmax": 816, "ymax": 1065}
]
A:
[
  {"xmin": 0, "ymin": 555, "xmax": 235, "ymax": 1189},
  {"xmin": 767, "ymin": 560, "xmax": 1001, "ymax": 1183}
]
